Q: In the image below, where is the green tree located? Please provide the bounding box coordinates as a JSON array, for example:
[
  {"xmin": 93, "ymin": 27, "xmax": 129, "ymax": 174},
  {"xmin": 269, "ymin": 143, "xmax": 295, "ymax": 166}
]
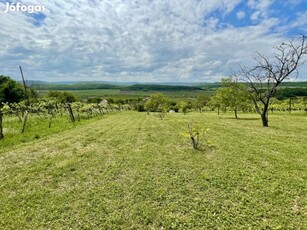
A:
[
  {"xmin": 47, "ymin": 91, "xmax": 77, "ymax": 103},
  {"xmin": 194, "ymin": 95, "xmax": 209, "ymax": 113},
  {"xmin": 208, "ymin": 93, "xmax": 223, "ymax": 115},
  {"xmin": 221, "ymin": 78, "xmax": 251, "ymax": 118},
  {"xmin": 180, "ymin": 101, "xmax": 193, "ymax": 115},
  {"xmin": 210, "ymin": 78, "xmax": 250, "ymax": 118},
  {"xmin": 0, "ymin": 75, "xmax": 26, "ymax": 139},
  {"xmin": 144, "ymin": 93, "xmax": 169, "ymax": 119}
]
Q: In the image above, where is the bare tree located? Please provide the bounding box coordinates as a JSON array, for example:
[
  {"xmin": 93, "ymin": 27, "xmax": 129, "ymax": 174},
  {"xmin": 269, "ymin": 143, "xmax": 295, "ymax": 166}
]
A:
[{"xmin": 238, "ymin": 35, "xmax": 307, "ymax": 127}]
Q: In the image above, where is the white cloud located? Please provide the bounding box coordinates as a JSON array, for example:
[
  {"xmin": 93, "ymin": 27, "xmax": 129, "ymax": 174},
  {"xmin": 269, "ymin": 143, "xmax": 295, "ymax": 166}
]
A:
[
  {"xmin": 248, "ymin": 0, "xmax": 274, "ymax": 22},
  {"xmin": 0, "ymin": 0, "xmax": 306, "ymax": 82},
  {"xmin": 251, "ymin": 11, "xmax": 261, "ymax": 21},
  {"xmin": 247, "ymin": 0, "xmax": 272, "ymax": 10},
  {"xmin": 236, "ymin": 10, "xmax": 246, "ymax": 19}
]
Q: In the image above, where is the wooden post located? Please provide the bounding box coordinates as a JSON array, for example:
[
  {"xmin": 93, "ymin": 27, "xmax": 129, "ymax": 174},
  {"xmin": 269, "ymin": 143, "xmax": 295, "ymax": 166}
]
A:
[
  {"xmin": 19, "ymin": 66, "xmax": 30, "ymax": 105},
  {"xmin": 21, "ymin": 110, "xmax": 28, "ymax": 133},
  {"xmin": 67, "ymin": 104, "xmax": 75, "ymax": 123}
]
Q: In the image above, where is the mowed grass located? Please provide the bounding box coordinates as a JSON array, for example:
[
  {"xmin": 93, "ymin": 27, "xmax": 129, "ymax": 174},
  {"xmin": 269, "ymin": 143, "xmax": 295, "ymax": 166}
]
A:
[{"xmin": 0, "ymin": 111, "xmax": 306, "ymax": 229}]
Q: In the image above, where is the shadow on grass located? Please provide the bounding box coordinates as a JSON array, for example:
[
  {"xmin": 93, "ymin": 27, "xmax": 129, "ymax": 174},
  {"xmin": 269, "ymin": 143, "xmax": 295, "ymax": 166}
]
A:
[
  {"xmin": 192, "ymin": 144, "xmax": 218, "ymax": 153},
  {"xmin": 224, "ymin": 117, "xmax": 260, "ymax": 121}
]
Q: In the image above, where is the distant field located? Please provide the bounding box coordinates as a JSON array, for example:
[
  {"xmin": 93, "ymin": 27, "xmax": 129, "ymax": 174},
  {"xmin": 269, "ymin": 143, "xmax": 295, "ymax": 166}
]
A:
[
  {"xmin": 32, "ymin": 81, "xmax": 307, "ymax": 101},
  {"xmin": 0, "ymin": 111, "xmax": 306, "ymax": 229},
  {"xmin": 36, "ymin": 89, "xmax": 120, "ymax": 97},
  {"xmin": 37, "ymin": 89, "xmax": 214, "ymax": 101}
]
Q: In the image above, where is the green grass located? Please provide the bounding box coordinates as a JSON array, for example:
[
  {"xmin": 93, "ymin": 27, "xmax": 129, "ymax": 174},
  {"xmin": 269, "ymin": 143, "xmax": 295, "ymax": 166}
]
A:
[
  {"xmin": 0, "ymin": 111, "xmax": 306, "ymax": 229},
  {"xmin": 0, "ymin": 113, "xmax": 110, "ymax": 150}
]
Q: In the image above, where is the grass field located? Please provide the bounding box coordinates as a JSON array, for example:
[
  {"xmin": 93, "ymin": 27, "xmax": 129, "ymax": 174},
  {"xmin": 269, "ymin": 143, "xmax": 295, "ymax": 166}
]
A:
[
  {"xmin": 0, "ymin": 111, "xmax": 306, "ymax": 229},
  {"xmin": 0, "ymin": 114, "xmax": 104, "ymax": 150}
]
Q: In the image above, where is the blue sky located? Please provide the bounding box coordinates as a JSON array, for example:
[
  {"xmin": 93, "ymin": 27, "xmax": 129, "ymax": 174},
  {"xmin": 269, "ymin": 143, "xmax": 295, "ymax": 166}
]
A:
[{"xmin": 0, "ymin": 0, "xmax": 306, "ymax": 82}]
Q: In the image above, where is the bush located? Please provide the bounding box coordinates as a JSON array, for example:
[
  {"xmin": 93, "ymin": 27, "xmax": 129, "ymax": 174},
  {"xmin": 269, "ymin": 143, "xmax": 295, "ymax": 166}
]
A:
[
  {"xmin": 47, "ymin": 91, "xmax": 77, "ymax": 103},
  {"xmin": 182, "ymin": 123, "xmax": 209, "ymax": 150}
]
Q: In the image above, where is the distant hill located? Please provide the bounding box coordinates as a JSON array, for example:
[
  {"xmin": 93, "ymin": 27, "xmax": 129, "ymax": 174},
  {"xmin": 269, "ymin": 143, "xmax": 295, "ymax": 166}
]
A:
[
  {"xmin": 24, "ymin": 80, "xmax": 132, "ymax": 85},
  {"xmin": 275, "ymin": 87, "xmax": 307, "ymax": 99},
  {"xmin": 279, "ymin": 81, "xmax": 307, "ymax": 87},
  {"xmin": 27, "ymin": 80, "xmax": 307, "ymax": 96},
  {"xmin": 30, "ymin": 82, "xmax": 122, "ymax": 90},
  {"xmin": 29, "ymin": 81, "xmax": 206, "ymax": 91},
  {"xmin": 122, "ymin": 84, "xmax": 204, "ymax": 91}
]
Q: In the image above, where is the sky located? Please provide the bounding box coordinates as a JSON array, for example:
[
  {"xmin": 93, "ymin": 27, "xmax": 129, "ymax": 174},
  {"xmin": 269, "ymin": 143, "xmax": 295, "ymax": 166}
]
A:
[{"xmin": 0, "ymin": 0, "xmax": 306, "ymax": 83}]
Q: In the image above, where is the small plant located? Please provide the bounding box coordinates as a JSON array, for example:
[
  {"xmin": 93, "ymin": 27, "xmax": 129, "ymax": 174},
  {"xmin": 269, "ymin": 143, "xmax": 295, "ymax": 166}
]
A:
[{"xmin": 183, "ymin": 123, "xmax": 208, "ymax": 150}]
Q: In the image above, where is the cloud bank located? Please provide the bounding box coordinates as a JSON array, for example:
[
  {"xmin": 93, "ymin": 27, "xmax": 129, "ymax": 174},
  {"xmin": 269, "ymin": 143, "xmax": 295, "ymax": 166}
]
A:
[{"xmin": 0, "ymin": 0, "xmax": 306, "ymax": 82}]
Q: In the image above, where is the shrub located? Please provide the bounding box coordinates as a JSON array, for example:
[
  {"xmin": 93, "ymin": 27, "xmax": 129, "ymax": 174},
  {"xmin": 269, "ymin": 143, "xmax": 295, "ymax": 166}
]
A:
[{"xmin": 182, "ymin": 123, "xmax": 209, "ymax": 150}]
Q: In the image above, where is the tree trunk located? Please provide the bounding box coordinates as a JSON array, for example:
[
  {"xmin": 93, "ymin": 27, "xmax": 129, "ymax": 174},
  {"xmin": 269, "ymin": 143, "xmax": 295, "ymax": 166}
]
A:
[
  {"xmin": 234, "ymin": 108, "xmax": 238, "ymax": 119},
  {"xmin": 158, "ymin": 112, "xmax": 164, "ymax": 120},
  {"xmin": 261, "ymin": 105, "xmax": 269, "ymax": 127},
  {"xmin": 48, "ymin": 115, "xmax": 52, "ymax": 128},
  {"xmin": 21, "ymin": 110, "xmax": 28, "ymax": 133},
  {"xmin": 0, "ymin": 112, "xmax": 3, "ymax": 139},
  {"xmin": 67, "ymin": 104, "xmax": 75, "ymax": 123}
]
